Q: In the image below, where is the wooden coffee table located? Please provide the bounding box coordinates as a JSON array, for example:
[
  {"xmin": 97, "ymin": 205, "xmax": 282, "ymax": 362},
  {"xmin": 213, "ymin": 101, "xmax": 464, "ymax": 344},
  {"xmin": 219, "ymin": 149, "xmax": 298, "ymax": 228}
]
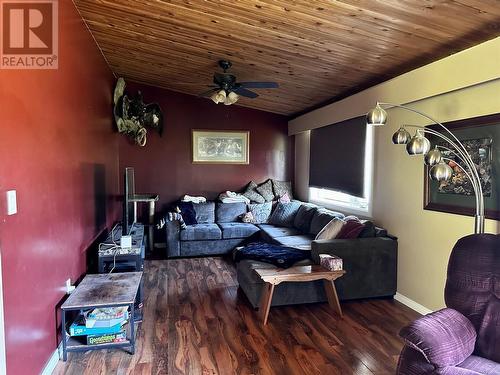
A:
[{"xmin": 254, "ymin": 265, "xmax": 346, "ymax": 325}]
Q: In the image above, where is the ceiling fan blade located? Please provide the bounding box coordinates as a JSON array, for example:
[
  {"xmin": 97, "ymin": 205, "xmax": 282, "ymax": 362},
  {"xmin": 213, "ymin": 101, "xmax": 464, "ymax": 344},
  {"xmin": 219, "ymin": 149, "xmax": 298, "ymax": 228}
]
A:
[
  {"xmin": 238, "ymin": 82, "xmax": 279, "ymax": 89},
  {"xmin": 199, "ymin": 88, "xmax": 219, "ymax": 97},
  {"xmin": 233, "ymin": 87, "xmax": 259, "ymax": 99}
]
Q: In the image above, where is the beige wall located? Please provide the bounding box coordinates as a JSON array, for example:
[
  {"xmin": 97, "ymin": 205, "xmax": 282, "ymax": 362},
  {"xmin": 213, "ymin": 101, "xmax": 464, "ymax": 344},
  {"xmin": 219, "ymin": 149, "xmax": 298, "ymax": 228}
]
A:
[{"xmin": 291, "ymin": 37, "xmax": 500, "ymax": 311}]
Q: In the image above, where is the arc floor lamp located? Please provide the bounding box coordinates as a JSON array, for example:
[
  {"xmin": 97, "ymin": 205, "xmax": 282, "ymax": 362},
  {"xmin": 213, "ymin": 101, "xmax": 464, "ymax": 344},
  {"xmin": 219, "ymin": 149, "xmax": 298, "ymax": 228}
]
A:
[{"xmin": 366, "ymin": 102, "xmax": 485, "ymax": 234}]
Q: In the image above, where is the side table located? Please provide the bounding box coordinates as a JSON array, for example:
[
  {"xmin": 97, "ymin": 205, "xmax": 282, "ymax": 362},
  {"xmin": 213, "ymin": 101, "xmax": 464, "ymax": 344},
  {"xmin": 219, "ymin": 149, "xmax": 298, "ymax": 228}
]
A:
[
  {"xmin": 254, "ymin": 265, "xmax": 346, "ymax": 325},
  {"xmin": 60, "ymin": 272, "xmax": 142, "ymax": 361}
]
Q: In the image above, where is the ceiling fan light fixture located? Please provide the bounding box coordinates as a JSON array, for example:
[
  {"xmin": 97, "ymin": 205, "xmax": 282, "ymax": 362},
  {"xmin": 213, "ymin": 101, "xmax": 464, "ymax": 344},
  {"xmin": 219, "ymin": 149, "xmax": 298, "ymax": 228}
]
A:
[
  {"xmin": 224, "ymin": 91, "xmax": 239, "ymax": 105},
  {"xmin": 201, "ymin": 60, "xmax": 278, "ymax": 103},
  {"xmin": 211, "ymin": 89, "xmax": 226, "ymax": 104}
]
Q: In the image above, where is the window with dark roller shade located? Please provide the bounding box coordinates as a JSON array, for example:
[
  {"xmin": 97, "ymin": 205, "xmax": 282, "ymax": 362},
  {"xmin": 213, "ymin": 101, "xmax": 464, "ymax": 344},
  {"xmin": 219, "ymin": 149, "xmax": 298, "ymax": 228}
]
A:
[{"xmin": 309, "ymin": 116, "xmax": 367, "ymax": 197}]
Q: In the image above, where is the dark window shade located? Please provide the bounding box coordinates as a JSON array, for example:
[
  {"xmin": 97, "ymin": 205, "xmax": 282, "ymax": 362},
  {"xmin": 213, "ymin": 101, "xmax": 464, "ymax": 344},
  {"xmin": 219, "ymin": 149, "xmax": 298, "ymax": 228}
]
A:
[{"xmin": 309, "ymin": 116, "xmax": 366, "ymax": 197}]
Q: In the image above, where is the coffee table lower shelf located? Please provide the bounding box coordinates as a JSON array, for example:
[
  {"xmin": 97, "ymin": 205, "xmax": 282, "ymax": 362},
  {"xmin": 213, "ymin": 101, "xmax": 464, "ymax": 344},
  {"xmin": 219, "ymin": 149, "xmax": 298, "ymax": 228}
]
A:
[{"xmin": 65, "ymin": 335, "xmax": 133, "ymax": 352}]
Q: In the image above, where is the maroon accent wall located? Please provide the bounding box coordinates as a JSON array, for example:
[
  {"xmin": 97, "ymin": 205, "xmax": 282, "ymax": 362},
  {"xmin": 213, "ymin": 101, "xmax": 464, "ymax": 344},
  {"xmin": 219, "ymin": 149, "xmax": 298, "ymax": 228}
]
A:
[
  {"xmin": 119, "ymin": 84, "xmax": 293, "ymax": 211},
  {"xmin": 0, "ymin": 2, "xmax": 118, "ymax": 374}
]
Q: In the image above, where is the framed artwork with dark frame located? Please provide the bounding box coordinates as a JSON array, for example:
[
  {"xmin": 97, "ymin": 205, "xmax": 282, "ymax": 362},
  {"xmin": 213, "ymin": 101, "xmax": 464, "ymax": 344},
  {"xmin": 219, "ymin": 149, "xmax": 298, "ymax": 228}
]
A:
[
  {"xmin": 424, "ymin": 113, "xmax": 500, "ymax": 220},
  {"xmin": 192, "ymin": 129, "xmax": 250, "ymax": 164}
]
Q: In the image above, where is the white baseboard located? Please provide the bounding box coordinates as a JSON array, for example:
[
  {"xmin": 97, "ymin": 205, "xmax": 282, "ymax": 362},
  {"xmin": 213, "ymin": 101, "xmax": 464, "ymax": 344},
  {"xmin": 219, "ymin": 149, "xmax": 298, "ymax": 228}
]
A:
[
  {"xmin": 395, "ymin": 293, "xmax": 433, "ymax": 315},
  {"xmin": 40, "ymin": 343, "xmax": 62, "ymax": 375}
]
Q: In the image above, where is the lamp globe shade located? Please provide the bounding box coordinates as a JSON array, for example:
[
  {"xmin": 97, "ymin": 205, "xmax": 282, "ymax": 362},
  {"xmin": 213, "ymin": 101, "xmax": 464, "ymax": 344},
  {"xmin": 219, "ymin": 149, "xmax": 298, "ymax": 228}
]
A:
[
  {"xmin": 224, "ymin": 91, "xmax": 239, "ymax": 105},
  {"xmin": 366, "ymin": 103, "xmax": 387, "ymax": 126},
  {"xmin": 211, "ymin": 90, "xmax": 226, "ymax": 104},
  {"xmin": 406, "ymin": 134, "xmax": 431, "ymax": 155},
  {"xmin": 424, "ymin": 147, "xmax": 442, "ymax": 166},
  {"xmin": 392, "ymin": 127, "xmax": 411, "ymax": 144},
  {"xmin": 429, "ymin": 161, "xmax": 453, "ymax": 181}
]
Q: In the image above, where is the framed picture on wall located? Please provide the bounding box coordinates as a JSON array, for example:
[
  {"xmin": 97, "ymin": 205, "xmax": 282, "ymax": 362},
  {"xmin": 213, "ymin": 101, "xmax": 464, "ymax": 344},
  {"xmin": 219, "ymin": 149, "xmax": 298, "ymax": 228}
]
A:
[
  {"xmin": 192, "ymin": 130, "xmax": 250, "ymax": 164},
  {"xmin": 423, "ymin": 113, "xmax": 500, "ymax": 220}
]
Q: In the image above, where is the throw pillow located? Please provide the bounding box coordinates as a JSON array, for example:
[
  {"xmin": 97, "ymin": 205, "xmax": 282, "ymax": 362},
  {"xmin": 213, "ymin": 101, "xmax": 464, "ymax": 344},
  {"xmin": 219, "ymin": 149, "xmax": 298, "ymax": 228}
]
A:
[
  {"xmin": 278, "ymin": 192, "xmax": 291, "ymax": 203},
  {"xmin": 242, "ymin": 181, "xmax": 265, "ymax": 204},
  {"xmin": 315, "ymin": 218, "xmax": 346, "ymax": 240},
  {"xmin": 240, "ymin": 212, "xmax": 255, "ymax": 223},
  {"xmin": 344, "ymin": 215, "xmax": 360, "ymax": 222},
  {"xmin": 309, "ymin": 209, "xmax": 345, "ymax": 235},
  {"xmin": 176, "ymin": 202, "xmax": 197, "ymax": 225},
  {"xmin": 272, "ymin": 179, "xmax": 293, "ymax": 200},
  {"xmin": 256, "ymin": 180, "xmax": 275, "ymax": 202},
  {"xmin": 268, "ymin": 201, "xmax": 301, "ymax": 227},
  {"xmin": 358, "ymin": 220, "xmax": 376, "ymax": 238},
  {"xmin": 192, "ymin": 202, "xmax": 215, "ymax": 224},
  {"xmin": 336, "ymin": 219, "xmax": 365, "ymax": 239},
  {"xmin": 247, "ymin": 202, "xmax": 273, "ymax": 224},
  {"xmin": 293, "ymin": 204, "xmax": 317, "ymax": 233}
]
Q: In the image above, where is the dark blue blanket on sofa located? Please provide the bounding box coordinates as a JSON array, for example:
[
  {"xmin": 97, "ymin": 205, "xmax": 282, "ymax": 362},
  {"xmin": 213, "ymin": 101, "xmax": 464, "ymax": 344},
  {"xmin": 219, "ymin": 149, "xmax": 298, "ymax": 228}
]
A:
[{"xmin": 234, "ymin": 242, "xmax": 311, "ymax": 268}]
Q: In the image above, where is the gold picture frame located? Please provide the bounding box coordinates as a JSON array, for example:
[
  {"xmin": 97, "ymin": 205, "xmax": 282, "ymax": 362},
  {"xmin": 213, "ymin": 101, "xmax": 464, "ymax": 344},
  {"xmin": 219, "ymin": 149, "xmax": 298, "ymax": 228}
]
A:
[{"xmin": 192, "ymin": 130, "xmax": 250, "ymax": 164}]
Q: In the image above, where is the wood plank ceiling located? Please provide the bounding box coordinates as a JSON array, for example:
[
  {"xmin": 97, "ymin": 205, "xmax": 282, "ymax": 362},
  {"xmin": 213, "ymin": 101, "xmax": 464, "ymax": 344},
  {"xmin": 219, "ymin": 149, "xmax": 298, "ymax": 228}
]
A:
[{"xmin": 74, "ymin": 0, "xmax": 500, "ymax": 116}]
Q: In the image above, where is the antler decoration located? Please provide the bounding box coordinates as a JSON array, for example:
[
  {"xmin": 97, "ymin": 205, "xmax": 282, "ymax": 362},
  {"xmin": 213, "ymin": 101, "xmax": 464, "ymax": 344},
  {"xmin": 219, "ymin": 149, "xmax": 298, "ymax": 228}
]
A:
[{"xmin": 113, "ymin": 78, "xmax": 164, "ymax": 146}]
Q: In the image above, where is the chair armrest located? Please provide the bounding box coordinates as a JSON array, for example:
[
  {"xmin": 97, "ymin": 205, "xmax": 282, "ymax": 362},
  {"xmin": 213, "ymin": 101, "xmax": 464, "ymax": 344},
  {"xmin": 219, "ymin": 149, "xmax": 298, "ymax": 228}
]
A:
[
  {"xmin": 165, "ymin": 219, "xmax": 181, "ymax": 257},
  {"xmin": 399, "ymin": 308, "xmax": 476, "ymax": 368}
]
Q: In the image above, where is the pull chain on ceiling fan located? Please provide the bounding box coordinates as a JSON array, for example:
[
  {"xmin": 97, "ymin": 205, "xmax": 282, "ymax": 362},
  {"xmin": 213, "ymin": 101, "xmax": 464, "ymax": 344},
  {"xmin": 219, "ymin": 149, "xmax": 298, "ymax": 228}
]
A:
[{"xmin": 199, "ymin": 60, "xmax": 279, "ymax": 105}]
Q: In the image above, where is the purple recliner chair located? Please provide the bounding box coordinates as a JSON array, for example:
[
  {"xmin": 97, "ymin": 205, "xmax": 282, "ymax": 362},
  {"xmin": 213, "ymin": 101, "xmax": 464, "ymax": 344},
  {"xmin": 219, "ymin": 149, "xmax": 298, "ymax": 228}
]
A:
[{"xmin": 397, "ymin": 234, "xmax": 500, "ymax": 375}]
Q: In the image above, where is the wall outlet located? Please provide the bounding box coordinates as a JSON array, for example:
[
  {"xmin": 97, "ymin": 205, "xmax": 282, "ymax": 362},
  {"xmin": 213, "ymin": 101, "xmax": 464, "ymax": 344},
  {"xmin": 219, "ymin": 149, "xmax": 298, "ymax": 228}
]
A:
[{"xmin": 65, "ymin": 279, "xmax": 75, "ymax": 294}]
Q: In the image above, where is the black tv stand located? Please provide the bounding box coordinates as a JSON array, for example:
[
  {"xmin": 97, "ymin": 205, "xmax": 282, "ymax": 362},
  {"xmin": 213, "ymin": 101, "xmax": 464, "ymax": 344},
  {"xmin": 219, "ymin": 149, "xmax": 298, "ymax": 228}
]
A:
[{"xmin": 98, "ymin": 223, "xmax": 145, "ymax": 273}]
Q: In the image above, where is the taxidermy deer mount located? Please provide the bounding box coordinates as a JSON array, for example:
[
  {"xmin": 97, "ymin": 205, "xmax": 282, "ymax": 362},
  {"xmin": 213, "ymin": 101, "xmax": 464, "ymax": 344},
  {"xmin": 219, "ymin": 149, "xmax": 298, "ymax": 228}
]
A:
[{"xmin": 113, "ymin": 78, "xmax": 163, "ymax": 146}]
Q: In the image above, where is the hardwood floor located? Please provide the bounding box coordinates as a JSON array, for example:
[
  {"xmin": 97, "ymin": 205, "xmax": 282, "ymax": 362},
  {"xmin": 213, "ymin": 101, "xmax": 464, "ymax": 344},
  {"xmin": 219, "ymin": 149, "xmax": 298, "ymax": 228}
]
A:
[{"xmin": 54, "ymin": 257, "xmax": 419, "ymax": 374}]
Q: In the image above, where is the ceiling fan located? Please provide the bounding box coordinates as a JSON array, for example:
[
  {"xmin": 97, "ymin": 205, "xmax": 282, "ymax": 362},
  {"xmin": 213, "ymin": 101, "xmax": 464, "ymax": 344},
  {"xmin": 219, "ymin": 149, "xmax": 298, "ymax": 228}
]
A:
[{"xmin": 199, "ymin": 60, "xmax": 279, "ymax": 105}]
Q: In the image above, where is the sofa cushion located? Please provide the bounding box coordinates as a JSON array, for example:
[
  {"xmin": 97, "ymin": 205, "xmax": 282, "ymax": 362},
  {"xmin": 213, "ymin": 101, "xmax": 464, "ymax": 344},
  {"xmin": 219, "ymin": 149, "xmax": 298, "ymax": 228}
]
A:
[
  {"xmin": 216, "ymin": 202, "xmax": 247, "ymax": 223},
  {"xmin": 193, "ymin": 202, "xmax": 215, "ymax": 224},
  {"xmin": 293, "ymin": 204, "xmax": 317, "ymax": 233},
  {"xmin": 272, "ymin": 179, "xmax": 293, "ymax": 199},
  {"xmin": 180, "ymin": 223, "xmax": 221, "ymax": 241},
  {"xmin": 275, "ymin": 235, "xmax": 314, "ymax": 249},
  {"xmin": 247, "ymin": 202, "xmax": 273, "ymax": 224},
  {"xmin": 268, "ymin": 201, "xmax": 301, "ymax": 227},
  {"xmin": 181, "ymin": 238, "xmax": 244, "ymax": 257},
  {"xmin": 256, "ymin": 180, "xmax": 275, "ymax": 202},
  {"xmin": 258, "ymin": 224, "xmax": 301, "ymax": 240},
  {"xmin": 242, "ymin": 181, "xmax": 265, "ymax": 204},
  {"xmin": 310, "ymin": 209, "xmax": 345, "ymax": 235},
  {"xmin": 218, "ymin": 222, "xmax": 260, "ymax": 239}
]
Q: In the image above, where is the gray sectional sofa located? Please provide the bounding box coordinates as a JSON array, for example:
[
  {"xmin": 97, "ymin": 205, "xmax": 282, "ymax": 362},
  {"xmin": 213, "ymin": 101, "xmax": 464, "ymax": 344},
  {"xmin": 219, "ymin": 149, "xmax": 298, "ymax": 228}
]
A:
[
  {"xmin": 165, "ymin": 200, "xmax": 397, "ymax": 305},
  {"xmin": 166, "ymin": 202, "xmax": 259, "ymax": 257}
]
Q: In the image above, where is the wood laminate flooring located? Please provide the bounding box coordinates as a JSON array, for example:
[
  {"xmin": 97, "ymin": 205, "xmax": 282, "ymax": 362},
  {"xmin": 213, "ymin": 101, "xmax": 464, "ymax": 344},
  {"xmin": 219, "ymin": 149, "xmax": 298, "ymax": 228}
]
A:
[{"xmin": 54, "ymin": 257, "xmax": 420, "ymax": 374}]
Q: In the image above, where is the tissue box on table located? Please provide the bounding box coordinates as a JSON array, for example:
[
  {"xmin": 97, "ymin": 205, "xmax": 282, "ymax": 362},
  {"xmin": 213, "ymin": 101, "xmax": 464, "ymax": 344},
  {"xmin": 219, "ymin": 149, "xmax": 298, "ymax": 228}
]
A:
[{"xmin": 319, "ymin": 254, "xmax": 343, "ymax": 271}]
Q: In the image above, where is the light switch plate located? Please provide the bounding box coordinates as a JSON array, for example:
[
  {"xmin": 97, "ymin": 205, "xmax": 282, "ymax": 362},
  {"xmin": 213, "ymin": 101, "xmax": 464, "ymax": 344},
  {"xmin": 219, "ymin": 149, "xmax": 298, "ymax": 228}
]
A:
[{"xmin": 6, "ymin": 190, "xmax": 17, "ymax": 215}]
